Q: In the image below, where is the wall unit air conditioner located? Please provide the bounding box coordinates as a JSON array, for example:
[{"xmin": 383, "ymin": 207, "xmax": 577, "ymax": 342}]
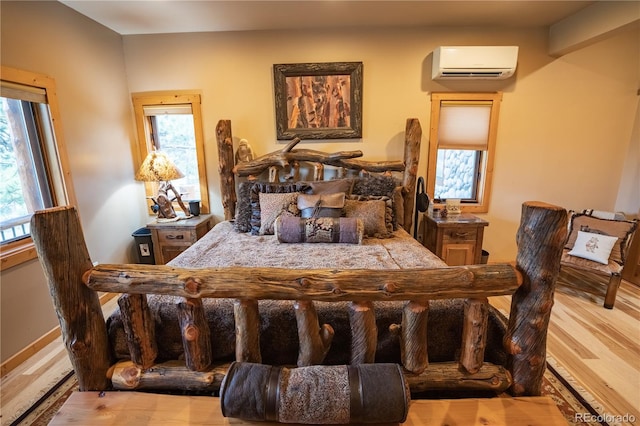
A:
[{"xmin": 432, "ymin": 46, "xmax": 519, "ymax": 80}]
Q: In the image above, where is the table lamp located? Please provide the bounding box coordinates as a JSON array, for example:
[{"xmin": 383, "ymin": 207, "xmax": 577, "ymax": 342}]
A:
[{"xmin": 135, "ymin": 150, "xmax": 191, "ymax": 220}]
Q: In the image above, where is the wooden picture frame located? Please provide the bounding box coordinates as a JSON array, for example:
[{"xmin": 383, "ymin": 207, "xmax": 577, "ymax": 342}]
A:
[{"xmin": 274, "ymin": 62, "xmax": 363, "ymax": 140}]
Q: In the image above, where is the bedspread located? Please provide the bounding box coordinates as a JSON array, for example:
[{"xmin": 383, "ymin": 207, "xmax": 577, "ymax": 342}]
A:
[{"xmin": 169, "ymin": 220, "xmax": 445, "ymax": 270}]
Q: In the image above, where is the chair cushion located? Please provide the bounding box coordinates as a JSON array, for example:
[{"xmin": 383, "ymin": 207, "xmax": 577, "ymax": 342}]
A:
[
  {"xmin": 561, "ymin": 249, "xmax": 623, "ymax": 276},
  {"xmin": 565, "ymin": 213, "xmax": 637, "ymax": 265}
]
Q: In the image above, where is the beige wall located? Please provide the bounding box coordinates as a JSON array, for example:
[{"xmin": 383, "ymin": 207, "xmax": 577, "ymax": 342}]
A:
[
  {"xmin": 0, "ymin": 1, "xmax": 145, "ymax": 362},
  {"xmin": 0, "ymin": 1, "xmax": 638, "ymax": 362},
  {"xmin": 122, "ymin": 25, "xmax": 639, "ymax": 261}
]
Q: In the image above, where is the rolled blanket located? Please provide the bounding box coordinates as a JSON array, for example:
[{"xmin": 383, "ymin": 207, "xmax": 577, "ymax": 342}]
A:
[
  {"xmin": 275, "ymin": 216, "xmax": 364, "ymax": 244},
  {"xmin": 220, "ymin": 362, "xmax": 410, "ymax": 424}
]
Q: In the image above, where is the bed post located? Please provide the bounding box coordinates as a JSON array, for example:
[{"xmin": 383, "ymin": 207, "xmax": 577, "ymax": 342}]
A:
[
  {"xmin": 30, "ymin": 206, "xmax": 111, "ymax": 391},
  {"xmin": 402, "ymin": 118, "xmax": 421, "ymax": 234},
  {"xmin": 505, "ymin": 201, "xmax": 567, "ymax": 396},
  {"xmin": 216, "ymin": 119, "xmax": 236, "ymax": 221}
]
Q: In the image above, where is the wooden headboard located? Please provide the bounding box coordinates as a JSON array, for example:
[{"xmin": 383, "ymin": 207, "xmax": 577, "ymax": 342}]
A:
[{"xmin": 215, "ymin": 118, "xmax": 422, "ymax": 233}]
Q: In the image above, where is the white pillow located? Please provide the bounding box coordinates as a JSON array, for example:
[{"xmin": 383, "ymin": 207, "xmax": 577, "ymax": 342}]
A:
[{"xmin": 568, "ymin": 230, "xmax": 618, "ymax": 265}]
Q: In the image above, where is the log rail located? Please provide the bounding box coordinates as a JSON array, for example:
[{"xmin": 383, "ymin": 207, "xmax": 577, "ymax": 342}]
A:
[{"xmin": 30, "ymin": 201, "xmax": 566, "ymax": 397}]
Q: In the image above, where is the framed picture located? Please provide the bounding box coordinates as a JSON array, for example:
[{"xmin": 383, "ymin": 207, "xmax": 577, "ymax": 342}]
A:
[{"xmin": 274, "ymin": 62, "xmax": 363, "ymax": 140}]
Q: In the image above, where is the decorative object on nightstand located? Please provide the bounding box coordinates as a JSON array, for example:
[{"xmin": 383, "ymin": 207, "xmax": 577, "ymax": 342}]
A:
[
  {"xmin": 423, "ymin": 213, "xmax": 489, "ymax": 266},
  {"xmin": 147, "ymin": 214, "xmax": 214, "ymax": 264},
  {"xmin": 135, "ymin": 150, "xmax": 191, "ymax": 221}
]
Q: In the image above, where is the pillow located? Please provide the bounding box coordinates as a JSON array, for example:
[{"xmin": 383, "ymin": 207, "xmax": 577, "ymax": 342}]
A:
[
  {"xmin": 565, "ymin": 213, "xmax": 637, "ymax": 264},
  {"xmin": 297, "ymin": 193, "xmax": 345, "ymax": 218},
  {"xmin": 234, "ymin": 181, "xmax": 255, "ymax": 232},
  {"xmin": 258, "ymin": 192, "xmax": 300, "ymax": 235},
  {"xmin": 392, "ymin": 186, "xmax": 405, "ymax": 231},
  {"xmin": 303, "ymin": 179, "xmax": 354, "ymax": 195},
  {"xmin": 343, "ymin": 199, "xmax": 390, "ymax": 238},
  {"xmin": 250, "ymin": 182, "xmax": 302, "ymax": 235},
  {"xmin": 568, "ymin": 231, "xmax": 619, "ymax": 265},
  {"xmin": 347, "ymin": 194, "xmax": 393, "ymax": 234},
  {"xmin": 275, "ymin": 216, "xmax": 364, "ymax": 244},
  {"xmin": 352, "ymin": 175, "xmax": 399, "ymax": 198}
]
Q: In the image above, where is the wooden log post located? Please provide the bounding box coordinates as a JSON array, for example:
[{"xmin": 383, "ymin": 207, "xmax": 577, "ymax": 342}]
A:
[
  {"xmin": 109, "ymin": 360, "xmax": 511, "ymax": 394},
  {"xmin": 118, "ymin": 293, "xmax": 158, "ymax": 369},
  {"xmin": 177, "ymin": 298, "xmax": 212, "ymax": 371},
  {"xmin": 87, "ymin": 263, "xmax": 521, "ymax": 301},
  {"xmin": 349, "ymin": 301, "xmax": 377, "ymax": 364},
  {"xmin": 400, "ymin": 300, "xmax": 429, "ymax": 374},
  {"xmin": 313, "ymin": 162, "xmax": 324, "ymax": 181},
  {"xmin": 505, "ymin": 201, "xmax": 567, "ymax": 396},
  {"xmin": 404, "ymin": 362, "xmax": 512, "ymax": 393},
  {"xmin": 402, "ymin": 118, "xmax": 421, "ymax": 234},
  {"xmin": 110, "ymin": 360, "xmax": 228, "ymax": 392},
  {"xmin": 294, "ymin": 300, "xmax": 334, "ymax": 366},
  {"xmin": 459, "ymin": 297, "xmax": 489, "ymax": 374},
  {"xmin": 216, "ymin": 119, "xmax": 236, "ymax": 221},
  {"xmin": 287, "ymin": 161, "xmax": 300, "ymax": 182},
  {"xmin": 268, "ymin": 166, "xmax": 279, "ymax": 183},
  {"xmin": 30, "ymin": 206, "xmax": 111, "ymax": 391},
  {"xmin": 233, "ymin": 299, "xmax": 261, "ymax": 363}
]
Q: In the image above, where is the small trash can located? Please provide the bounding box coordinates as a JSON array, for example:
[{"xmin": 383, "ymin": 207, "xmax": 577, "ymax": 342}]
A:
[
  {"xmin": 132, "ymin": 227, "xmax": 155, "ymax": 264},
  {"xmin": 480, "ymin": 249, "xmax": 489, "ymax": 264}
]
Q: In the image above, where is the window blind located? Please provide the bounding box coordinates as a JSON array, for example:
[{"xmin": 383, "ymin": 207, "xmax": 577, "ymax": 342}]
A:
[
  {"xmin": 438, "ymin": 101, "xmax": 492, "ymax": 150},
  {"xmin": 1, "ymin": 80, "xmax": 47, "ymax": 104},
  {"xmin": 143, "ymin": 104, "xmax": 192, "ymax": 116}
]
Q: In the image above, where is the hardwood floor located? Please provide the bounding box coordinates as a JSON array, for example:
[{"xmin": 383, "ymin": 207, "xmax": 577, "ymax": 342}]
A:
[{"xmin": 1, "ymin": 282, "xmax": 638, "ymax": 425}]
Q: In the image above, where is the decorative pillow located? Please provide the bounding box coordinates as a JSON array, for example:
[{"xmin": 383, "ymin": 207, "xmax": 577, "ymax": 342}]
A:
[
  {"xmin": 392, "ymin": 186, "xmax": 405, "ymax": 230},
  {"xmin": 352, "ymin": 175, "xmax": 399, "ymax": 198},
  {"xmin": 275, "ymin": 216, "xmax": 364, "ymax": 244},
  {"xmin": 303, "ymin": 179, "xmax": 354, "ymax": 195},
  {"xmin": 565, "ymin": 213, "xmax": 637, "ymax": 264},
  {"xmin": 568, "ymin": 230, "xmax": 619, "ymax": 265},
  {"xmin": 250, "ymin": 182, "xmax": 303, "ymax": 235},
  {"xmin": 343, "ymin": 199, "xmax": 390, "ymax": 238},
  {"xmin": 347, "ymin": 194, "xmax": 393, "ymax": 234},
  {"xmin": 234, "ymin": 181, "xmax": 255, "ymax": 233},
  {"xmin": 297, "ymin": 193, "xmax": 345, "ymax": 218},
  {"xmin": 258, "ymin": 192, "xmax": 300, "ymax": 235}
]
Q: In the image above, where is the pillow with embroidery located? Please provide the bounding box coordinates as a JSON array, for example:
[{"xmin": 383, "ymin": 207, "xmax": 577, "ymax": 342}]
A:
[
  {"xmin": 258, "ymin": 192, "xmax": 300, "ymax": 235},
  {"xmin": 568, "ymin": 230, "xmax": 618, "ymax": 265},
  {"xmin": 275, "ymin": 216, "xmax": 363, "ymax": 244}
]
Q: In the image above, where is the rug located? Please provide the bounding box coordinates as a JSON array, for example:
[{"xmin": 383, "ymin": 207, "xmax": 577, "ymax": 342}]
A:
[{"xmin": 9, "ymin": 360, "xmax": 611, "ymax": 426}]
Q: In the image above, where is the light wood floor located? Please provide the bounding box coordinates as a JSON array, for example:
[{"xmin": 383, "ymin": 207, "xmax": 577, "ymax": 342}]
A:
[{"xmin": 1, "ymin": 282, "xmax": 638, "ymax": 425}]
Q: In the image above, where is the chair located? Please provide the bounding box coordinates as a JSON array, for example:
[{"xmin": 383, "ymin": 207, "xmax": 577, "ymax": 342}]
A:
[{"xmin": 558, "ymin": 210, "xmax": 638, "ymax": 309}]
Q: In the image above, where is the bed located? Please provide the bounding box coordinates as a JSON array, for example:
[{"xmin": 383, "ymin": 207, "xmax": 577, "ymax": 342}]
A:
[{"xmin": 31, "ymin": 118, "xmax": 568, "ymax": 404}]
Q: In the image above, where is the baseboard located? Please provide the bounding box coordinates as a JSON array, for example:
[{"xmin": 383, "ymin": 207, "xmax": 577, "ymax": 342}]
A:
[{"xmin": 0, "ymin": 293, "xmax": 117, "ymax": 377}]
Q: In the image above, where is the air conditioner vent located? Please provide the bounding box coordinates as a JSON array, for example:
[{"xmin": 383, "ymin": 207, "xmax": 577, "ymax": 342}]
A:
[{"xmin": 432, "ymin": 46, "xmax": 518, "ymax": 80}]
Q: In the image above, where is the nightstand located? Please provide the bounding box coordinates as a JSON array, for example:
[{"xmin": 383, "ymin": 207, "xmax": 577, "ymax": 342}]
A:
[
  {"xmin": 423, "ymin": 213, "xmax": 489, "ymax": 266},
  {"xmin": 147, "ymin": 214, "xmax": 214, "ymax": 265}
]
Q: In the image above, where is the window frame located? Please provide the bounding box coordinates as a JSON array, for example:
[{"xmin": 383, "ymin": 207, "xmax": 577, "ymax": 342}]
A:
[
  {"xmin": 427, "ymin": 92, "xmax": 502, "ymax": 214},
  {"xmin": 132, "ymin": 92, "xmax": 209, "ymax": 216},
  {"xmin": 0, "ymin": 66, "xmax": 77, "ymax": 271}
]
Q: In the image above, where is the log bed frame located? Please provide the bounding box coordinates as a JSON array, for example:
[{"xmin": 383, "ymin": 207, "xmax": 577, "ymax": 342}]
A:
[{"xmin": 31, "ymin": 118, "xmax": 568, "ymax": 401}]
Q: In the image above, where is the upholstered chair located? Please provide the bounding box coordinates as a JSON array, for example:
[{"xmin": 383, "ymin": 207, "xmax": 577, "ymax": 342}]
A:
[{"xmin": 559, "ymin": 210, "xmax": 638, "ymax": 309}]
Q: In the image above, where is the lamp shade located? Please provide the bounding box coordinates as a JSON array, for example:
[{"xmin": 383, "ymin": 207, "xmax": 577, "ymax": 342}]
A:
[{"xmin": 135, "ymin": 151, "xmax": 184, "ymax": 182}]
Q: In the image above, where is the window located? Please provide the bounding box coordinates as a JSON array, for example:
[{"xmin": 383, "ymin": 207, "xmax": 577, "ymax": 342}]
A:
[
  {"xmin": 0, "ymin": 66, "xmax": 76, "ymax": 270},
  {"xmin": 132, "ymin": 92, "xmax": 209, "ymax": 215},
  {"xmin": 427, "ymin": 92, "xmax": 502, "ymax": 213}
]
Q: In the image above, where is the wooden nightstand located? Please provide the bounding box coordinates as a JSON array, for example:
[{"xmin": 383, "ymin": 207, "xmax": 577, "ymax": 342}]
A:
[
  {"xmin": 423, "ymin": 213, "xmax": 489, "ymax": 266},
  {"xmin": 147, "ymin": 214, "xmax": 214, "ymax": 265}
]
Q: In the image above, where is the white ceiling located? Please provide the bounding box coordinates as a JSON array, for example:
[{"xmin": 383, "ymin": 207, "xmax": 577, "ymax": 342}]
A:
[{"xmin": 59, "ymin": 1, "xmax": 596, "ymax": 36}]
